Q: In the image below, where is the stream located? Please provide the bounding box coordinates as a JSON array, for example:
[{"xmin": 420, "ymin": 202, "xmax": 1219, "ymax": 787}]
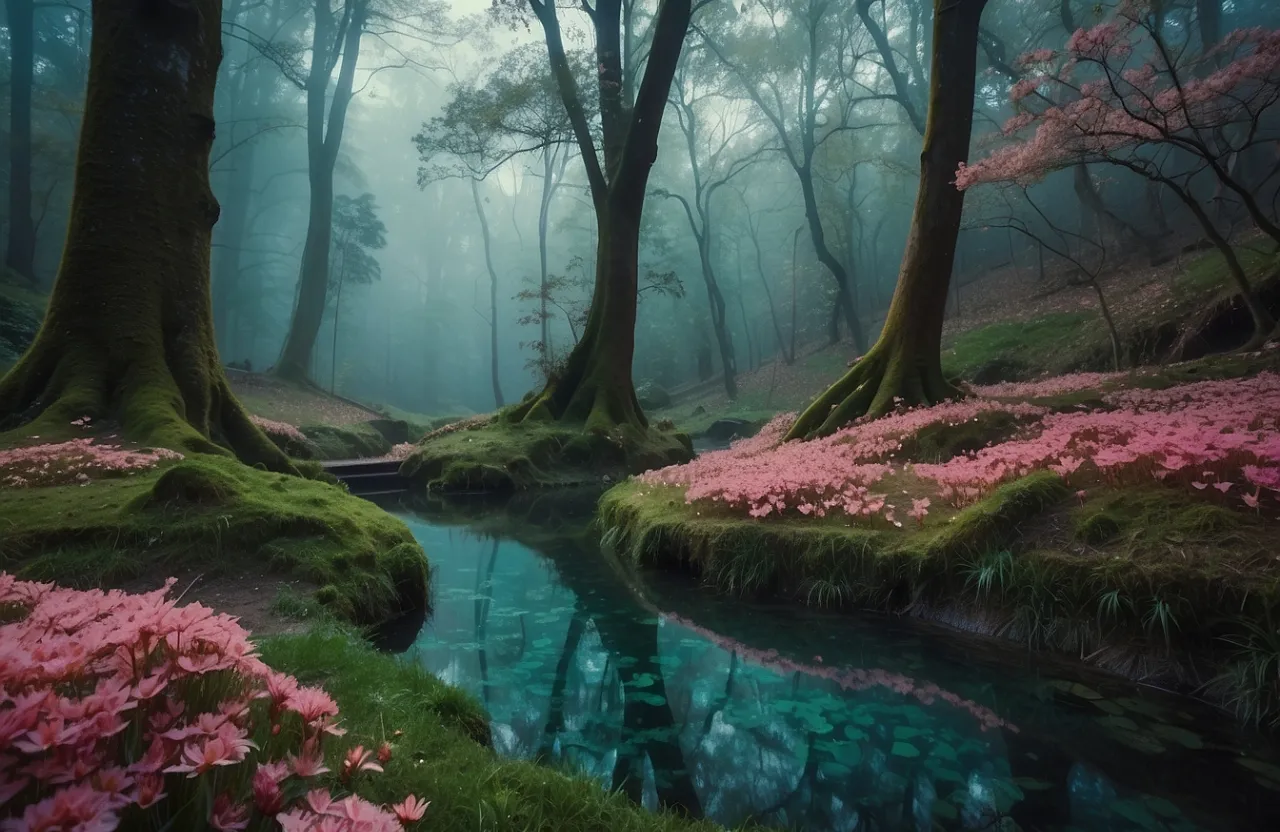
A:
[{"xmin": 373, "ymin": 488, "xmax": 1280, "ymax": 831}]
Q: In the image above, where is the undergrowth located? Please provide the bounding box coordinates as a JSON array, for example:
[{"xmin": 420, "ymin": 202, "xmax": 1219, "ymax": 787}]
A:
[{"xmin": 258, "ymin": 626, "xmax": 724, "ymax": 832}]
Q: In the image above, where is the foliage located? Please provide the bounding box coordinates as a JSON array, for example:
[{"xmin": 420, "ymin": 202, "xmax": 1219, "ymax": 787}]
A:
[
  {"xmin": 955, "ymin": 3, "xmax": 1280, "ymax": 190},
  {"xmin": 329, "ymin": 193, "xmax": 387, "ymax": 292},
  {"xmin": 0, "ymin": 575, "xmax": 424, "ymax": 831}
]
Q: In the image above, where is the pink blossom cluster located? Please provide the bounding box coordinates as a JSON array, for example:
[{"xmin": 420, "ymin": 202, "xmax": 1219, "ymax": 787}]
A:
[
  {"xmin": 638, "ymin": 372, "xmax": 1280, "ymax": 523},
  {"xmin": 640, "ymin": 399, "xmax": 1043, "ymax": 523},
  {"xmin": 384, "ymin": 443, "xmax": 417, "ymax": 462},
  {"xmin": 0, "ymin": 574, "xmax": 427, "ymax": 831},
  {"xmin": 663, "ymin": 611, "xmax": 1017, "ymax": 733},
  {"xmin": 970, "ymin": 370, "xmax": 1127, "ymax": 399},
  {"xmin": 955, "ymin": 6, "xmax": 1280, "ymax": 189},
  {"xmin": 250, "ymin": 415, "xmax": 307, "ymax": 445},
  {"xmin": 914, "ymin": 373, "xmax": 1280, "ymax": 509},
  {"xmin": 0, "ymin": 438, "xmax": 182, "ymax": 489}
]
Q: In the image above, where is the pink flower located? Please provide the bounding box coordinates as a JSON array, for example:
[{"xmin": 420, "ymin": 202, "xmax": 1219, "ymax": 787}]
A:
[
  {"xmin": 133, "ymin": 774, "xmax": 166, "ymax": 809},
  {"xmin": 209, "ymin": 793, "xmax": 249, "ymax": 831},
  {"xmin": 377, "ymin": 742, "xmax": 393, "ymax": 765},
  {"xmin": 289, "ymin": 745, "xmax": 330, "ymax": 778},
  {"xmin": 340, "ymin": 745, "xmax": 385, "ymax": 784},
  {"xmin": 392, "ymin": 794, "xmax": 430, "ymax": 824},
  {"xmin": 252, "ymin": 766, "xmax": 286, "ymax": 815}
]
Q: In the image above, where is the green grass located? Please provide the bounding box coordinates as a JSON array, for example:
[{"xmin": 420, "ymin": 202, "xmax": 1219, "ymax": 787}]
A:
[
  {"xmin": 942, "ymin": 312, "xmax": 1096, "ymax": 380},
  {"xmin": 401, "ymin": 419, "xmax": 693, "ymax": 491},
  {"xmin": 258, "ymin": 626, "xmax": 725, "ymax": 832},
  {"xmin": 1172, "ymin": 246, "xmax": 1275, "ymax": 296},
  {"xmin": 0, "ymin": 455, "xmax": 427, "ymax": 626},
  {"xmin": 299, "ymin": 421, "xmax": 392, "ymax": 460}
]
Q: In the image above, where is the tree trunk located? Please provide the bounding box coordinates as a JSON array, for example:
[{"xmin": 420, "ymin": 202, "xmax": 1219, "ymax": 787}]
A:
[
  {"xmin": 472, "ymin": 179, "xmax": 505, "ymax": 408},
  {"xmin": 697, "ymin": 238, "xmax": 737, "ymax": 399},
  {"xmin": 275, "ymin": 0, "xmax": 366, "ymax": 382},
  {"xmin": 799, "ymin": 165, "xmax": 866, "ymax": 352},
  {"xmin": 0, "ymin": 0, "xmax": 288, "ymax": 470},
  {"xmin": 330, "ymin": 251, "xmax": 346, "ymax": 394},
  {"xmin": 538, "ymin": 147, "xmax": 555, "ymax": 359},
  {"xmin": 511, "ymin": 0, "xmax": 692, "ymax": 434},
  {"xmin": 787, "ymin": 0, "xmax": 989, "ymax": 440},
  {"xmin": 5, "ymin": 0, "xmax": 37, "ymax": 281},
  {"xmin": 748, "ymin": 221, "xmax": 792, "ymax": 364}
]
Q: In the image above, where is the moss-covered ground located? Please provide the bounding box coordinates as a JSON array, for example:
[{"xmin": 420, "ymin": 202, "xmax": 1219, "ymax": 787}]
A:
[
  {"xmin": 599, "ymin": 473, "xmax": 1280, "ymax": 721},
  {"xmin": 401, "ymin": 417, "xmax": 694, "ymax": 491},
  {"xmin": 0, "ymin": 454, "xmax": 427, "ymax": 626},
  {"xmin": 258, "ymin": 625, "xmax": 723, "ymax": 832}
]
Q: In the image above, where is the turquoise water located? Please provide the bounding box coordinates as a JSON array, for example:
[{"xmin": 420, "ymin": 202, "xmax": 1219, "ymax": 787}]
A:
[{"xmin": 382, "ymin": 490, "xmax": 1280, "ymax": 831}]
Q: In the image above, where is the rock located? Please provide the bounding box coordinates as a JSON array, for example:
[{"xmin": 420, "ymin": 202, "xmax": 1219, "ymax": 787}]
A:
[
  {"xmin": 705, "ymin": 418, "xmax": 760, "ymax": 442},
  {"xmin": 636, "ymin": 380, "xmax": 671, "ymax": 410},
  {"xmin": 691, "ymin": 405, "xmax": 707, "ymax": 416}
]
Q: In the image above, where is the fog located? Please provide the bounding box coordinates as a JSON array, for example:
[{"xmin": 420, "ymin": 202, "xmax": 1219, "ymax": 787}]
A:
[{"xmin": 4, "ymin": 0, "xmax": 1278, "ymax": 418}]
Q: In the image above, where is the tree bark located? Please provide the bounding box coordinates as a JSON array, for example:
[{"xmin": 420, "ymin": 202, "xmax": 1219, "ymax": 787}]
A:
[
  {"xmin": 787, "ymin": 0, "xmax": 989, "ymax": 440},
  {"xmin": 275, "ymin": 0, "xmax": 366, "ymax": 382},
  {"xmin": 748, "ymin": 219, "xmax": 792, "ymax": 364},
  {"xmin": 798, "ymin": 166, "xmax": 865, "ymax": 352},
  {"xmin": 5, "ymin": 0, "xmax": 37, "ymax": 281},
  {"xmin": 0, "ymin": 0, "xmax": 288, "ymax": 470},
  {"xmin": 472, "ymin": 179, "xmax": 505, "ymax": 408}
]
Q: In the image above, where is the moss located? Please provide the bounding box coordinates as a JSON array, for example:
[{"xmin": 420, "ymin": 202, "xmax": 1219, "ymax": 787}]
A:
[
  {"xmin": 943, "ymin": 312, "xmax": 1094, "ymax": 381},
  {"xmin": 895, "ymin": 409, "xmax": 1028, "ymax": 463},
  {"xmin": 401, "ymin": 420, "xmax": 693, "ymax": 492},
  {"xmin": 299, "ymin": 421, "xmax": 392, "ymax": 460},
  {"xmin": 0, "ymin": 455, "xmax": 427, "ymax": 627},
  {"xmin": 597, "ymin": 475, "xmax": 1280, "ymax": 720},
  {"xmin": 257, "ymin": 627, "xmax": 719, "ymax": 831}
]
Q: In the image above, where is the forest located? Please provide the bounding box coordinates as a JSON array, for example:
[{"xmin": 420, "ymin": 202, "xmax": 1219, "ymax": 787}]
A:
[{"xmin": 2, "ymin": 0, "xmax": 1280, "ymax": 830}]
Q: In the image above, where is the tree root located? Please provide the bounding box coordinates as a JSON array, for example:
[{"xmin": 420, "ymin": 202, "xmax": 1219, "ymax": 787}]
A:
[{"xmin": 786, "ymin": 347, "xmax": 962, "ymax": 440}]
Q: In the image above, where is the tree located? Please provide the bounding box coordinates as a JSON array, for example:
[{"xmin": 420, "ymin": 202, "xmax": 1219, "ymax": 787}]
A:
[
  {"xmin": 5, "ymin": 0, "xmax": 37, "ymax": 281},
  {"xmin": 787, "ymin": 0, "xmax": 990, "ymax": 439},
  {"xmin": 328, "ymin": 192, "xmax": 386, "ymax": 393},
  {"xmin": 955, "ymin": 2, "xmax": 1280, "ymax": 344},
  {"xmin": 274, "ymin": 0, "xmax": 370, "ymax": 382},
  {"xmin": 699, "ymin": 0, "xmax": 872, "ymax": 351},
  {"xmin": 413, "ymin": 43, "xmax": 585, "ymax": 382},
  {"xmin": 656, "ymin": 44, "xmax": 767, "ymax": 400},
  {"xmin": 470, "ymin": 180, "xmax": 505, "ymax": 408},
  {"xmin": 0, "ymin": 0, "xmax": 288, "ymax": 469},
  {"xmin": 492, "ymin": 0, "xmax": 698, "ymax": 434}
]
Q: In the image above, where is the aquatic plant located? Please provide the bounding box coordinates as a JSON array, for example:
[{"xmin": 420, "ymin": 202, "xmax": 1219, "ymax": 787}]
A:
[{"xmin": 0, "ymin": 573, "xmax": 426, "ymax": 830}]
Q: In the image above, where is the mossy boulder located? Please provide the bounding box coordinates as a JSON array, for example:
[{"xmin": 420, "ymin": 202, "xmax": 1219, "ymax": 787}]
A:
[
  {"xmin": 0, "ymin": 455, "xmax": 427, "ymax": 627},
  {"xmin": 636, "ymin": 380, "xmax": 672, "ymax": 410},
  {"xmin": 299, "ymin": 421, "xmax": 392, "ymax": 460},
  {"xmin": 401, "ymin": 420, "xmax": 693, "ymax": 491}
]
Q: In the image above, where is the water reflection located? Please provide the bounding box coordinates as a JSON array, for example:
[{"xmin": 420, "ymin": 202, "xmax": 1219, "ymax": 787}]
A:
[{"xmin": 384, "ymin": 490, "xmax": 1280, "ymax": 831}]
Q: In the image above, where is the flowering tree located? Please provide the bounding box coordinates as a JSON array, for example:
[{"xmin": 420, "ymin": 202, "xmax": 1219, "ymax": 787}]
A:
[
  {"xmin": 0, "ymin": 574, "xmax": 426, "ymax": 831},
  {"xmin": 956, "ymin": 0, "xmax": 1280, "ymax": 345},
  {"xmin": 785, "ymin": 0, "xmax": 991, "ymax": 438},
  {"xmin": 0, "ymin": 0, "xmax": 289, "ymax": 470}
]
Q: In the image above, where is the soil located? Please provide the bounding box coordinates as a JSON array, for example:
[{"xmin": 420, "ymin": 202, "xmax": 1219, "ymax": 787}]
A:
[{"xmin": 119, "ymin": 569, "xmax": 314, "ymax": 638}]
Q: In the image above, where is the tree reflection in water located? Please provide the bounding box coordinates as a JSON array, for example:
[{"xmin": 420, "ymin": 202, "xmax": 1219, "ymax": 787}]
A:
[{"xmin": 388, "ymin": 490, "xmax": 1280, "ymax": 832}]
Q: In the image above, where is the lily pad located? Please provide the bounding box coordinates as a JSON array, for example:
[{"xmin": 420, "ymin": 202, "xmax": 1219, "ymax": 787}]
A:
[
  {"xmin": 1150, "ymin": 724, "xmax": 1203, "ymax": 749},
  {"xmin": 931, "ymin": 800, "xmax": 959, "ymax": 820},
  {"xmin": 1110, "ymin": 798, "xmax": 1160, "ymax": 828},
  {"xmin": 629, "ymin": 692, "xmax": 667, "ymax": 707},
  {"xmin": 843, "ymin": 725, "xmax": 868, "ymax": 742},
  {"xmin": 1236, "ymin": 758, "xmax": 1280, "ymax": 781},
  {"xmin": 894, "ymin": 726, "xmax": 927, "ymax": 740},
  {"xmin": 1143, "ymin": 796, "xmax": 1183, "ymax": 819},
  {"xmin": 1051, "ymin": 680, "xmax": 1103, "ymax": 700},
  {"xmin": 1013, "ymin": 777, "xmax": 1054, "ymax": 791},
  {"xmin": 1092, "ymin": 699, "xmax": 1127, "ymax": 716},
  {"xmin": 1097, "ymin": 715, "xmax": 1141, "ymax": 732},
  {"xmin": 891, "ymin": 741, "xmax": 920, "ymax": 759}
]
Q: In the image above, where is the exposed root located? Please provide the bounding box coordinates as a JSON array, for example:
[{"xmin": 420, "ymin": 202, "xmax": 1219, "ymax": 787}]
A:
[{"xmin": 786, "ymin": 347, "xmax": 962, "ymax": 440}]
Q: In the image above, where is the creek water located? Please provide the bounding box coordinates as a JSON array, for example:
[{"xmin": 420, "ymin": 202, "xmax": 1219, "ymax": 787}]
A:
[{"xmin": 376, "ymin": 488, "xmax": 1280, "ymax": 831}]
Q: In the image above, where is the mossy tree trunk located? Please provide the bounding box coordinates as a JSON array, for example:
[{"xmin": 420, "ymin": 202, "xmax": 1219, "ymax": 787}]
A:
[
  {"xmin": 5, "ymin": 0, "xmax": 36, "ymax": 281},
  {"xmin": 0, "ymin": 0, "xmax": 289, "ymax": 471},
  {"xmin": 275, "ymin": 0, "xmax": 366, "ymax": 383},
  {"xmin": 509, "ymin": 0, "xmax": 693, "ymax": 433},
  {"xmin": 787, "ymin": 0, "xmax": 989, "ymax": 440}
]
